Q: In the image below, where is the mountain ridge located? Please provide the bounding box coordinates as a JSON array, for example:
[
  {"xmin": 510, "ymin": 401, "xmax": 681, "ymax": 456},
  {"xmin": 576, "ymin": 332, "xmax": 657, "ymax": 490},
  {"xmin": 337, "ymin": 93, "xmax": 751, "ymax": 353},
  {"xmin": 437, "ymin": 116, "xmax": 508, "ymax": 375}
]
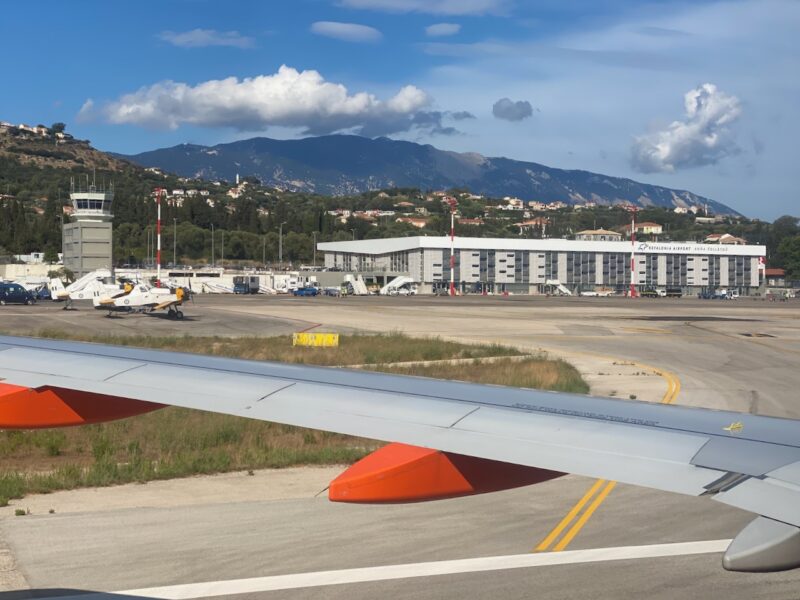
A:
[{"xmin": 119, "ymin": 134, "xmax": 739, "ymax": 215}]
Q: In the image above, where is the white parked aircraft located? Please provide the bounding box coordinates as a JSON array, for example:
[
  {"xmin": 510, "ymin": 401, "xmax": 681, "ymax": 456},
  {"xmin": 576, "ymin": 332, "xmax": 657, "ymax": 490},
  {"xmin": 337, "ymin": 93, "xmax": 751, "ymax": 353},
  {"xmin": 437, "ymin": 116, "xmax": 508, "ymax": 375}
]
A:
[
  {"xmin": 92, "ymin": 282, "xmax": 187, "ymax": 319},
  {"xmin": 49, "ymin": 270, "xmax": 123, "ymax": 309}
]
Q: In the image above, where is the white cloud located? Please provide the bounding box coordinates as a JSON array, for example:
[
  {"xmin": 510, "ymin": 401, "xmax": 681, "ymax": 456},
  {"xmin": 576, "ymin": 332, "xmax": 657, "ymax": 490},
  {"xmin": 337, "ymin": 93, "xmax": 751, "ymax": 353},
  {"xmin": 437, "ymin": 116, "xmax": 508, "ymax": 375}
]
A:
[
  {"xmin": 492, "ymin": 97, "xmax": 532, "ymax": 121},
  {"xmin": 158, "ymin": 29, "xmax": 255, "ymax": 49},
  {"xmin": 411, "ymin": 1, "xmax": 800, "ymax": 217},
  {"xmin": 339, "ymin": 0, "xmax": 510, "ymax": 16},
  {"xmin": 88, "ymin": 65, "xmax": 438, "ymax": 136},
  {"xmin": 310, "ymin": 21, "xmax": 382, "ymax": 43},
  {"xmin": 76, "ymin": 99, "xmax": 95, "ymax": 123},
  {"xmin": 425, "ymin": 23, "xmax": 461, "ymax": 37},
  {"xmin": 631, "ymin": 83, "xmax": 742, "ymax": 173}
]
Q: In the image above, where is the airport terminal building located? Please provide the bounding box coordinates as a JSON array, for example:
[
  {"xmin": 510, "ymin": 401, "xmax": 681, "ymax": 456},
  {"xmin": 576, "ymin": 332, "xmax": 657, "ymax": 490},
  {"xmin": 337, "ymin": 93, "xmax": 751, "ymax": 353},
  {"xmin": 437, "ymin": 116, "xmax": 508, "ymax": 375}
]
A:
[{"xmin": 318, "ymin": 237, "xmax": 767, "ymax": 295}]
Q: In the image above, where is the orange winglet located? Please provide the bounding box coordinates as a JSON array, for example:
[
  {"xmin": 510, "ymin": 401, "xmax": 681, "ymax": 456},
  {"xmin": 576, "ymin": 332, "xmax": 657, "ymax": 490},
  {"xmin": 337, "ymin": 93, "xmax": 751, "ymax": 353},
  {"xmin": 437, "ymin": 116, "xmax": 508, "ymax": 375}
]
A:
[
  {"xmin": 329, "ymin": 442, "xmax": 563, "ymax": 503},
  {"xmin": 0, "ymin": 382, "xmax": 164, "ymax": 429}
]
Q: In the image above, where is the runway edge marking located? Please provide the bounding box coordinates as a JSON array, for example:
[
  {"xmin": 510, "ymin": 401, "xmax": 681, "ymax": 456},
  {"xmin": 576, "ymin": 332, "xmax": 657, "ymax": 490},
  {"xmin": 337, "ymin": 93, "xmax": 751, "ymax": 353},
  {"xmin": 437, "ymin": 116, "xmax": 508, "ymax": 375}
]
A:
[{"xmin": 38, "ymin": 540, "xmax": 731, "ymax": 600}]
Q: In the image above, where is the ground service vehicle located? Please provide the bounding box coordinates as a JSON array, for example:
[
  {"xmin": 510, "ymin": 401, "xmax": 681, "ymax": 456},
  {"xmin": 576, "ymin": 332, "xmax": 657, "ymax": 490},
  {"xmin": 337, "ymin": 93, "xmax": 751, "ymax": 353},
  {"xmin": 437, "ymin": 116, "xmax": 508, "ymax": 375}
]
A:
[
  {"xmin": 233, "ymin": 276, "xmax": 260, "ymax": 294},
  {"xmin": 33, "ymin": 286, "xmax": 51, "ymax": 300},
  {"xmin": 0, "ymin": 283, "xmax": 36, "ymax": 305}
]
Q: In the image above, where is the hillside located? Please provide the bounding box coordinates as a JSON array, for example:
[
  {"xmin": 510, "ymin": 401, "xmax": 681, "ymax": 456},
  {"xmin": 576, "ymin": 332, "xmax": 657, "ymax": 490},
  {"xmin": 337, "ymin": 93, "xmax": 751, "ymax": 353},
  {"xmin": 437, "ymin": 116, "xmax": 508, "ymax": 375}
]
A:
[
  {"xmin": 0, "ymin": 129, "xmax": 129, "ymax": 173},
  {"xmin": 120, "ymin": 135, "xmax": 740, "ymax": 215}
]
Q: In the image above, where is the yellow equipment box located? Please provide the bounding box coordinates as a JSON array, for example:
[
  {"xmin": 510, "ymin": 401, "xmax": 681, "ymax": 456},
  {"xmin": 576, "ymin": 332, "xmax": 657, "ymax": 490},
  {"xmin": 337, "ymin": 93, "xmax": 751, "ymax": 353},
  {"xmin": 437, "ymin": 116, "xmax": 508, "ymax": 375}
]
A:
[{"xmin": 292, "ymin": 332, "xmax": 340, "ymax": 347}]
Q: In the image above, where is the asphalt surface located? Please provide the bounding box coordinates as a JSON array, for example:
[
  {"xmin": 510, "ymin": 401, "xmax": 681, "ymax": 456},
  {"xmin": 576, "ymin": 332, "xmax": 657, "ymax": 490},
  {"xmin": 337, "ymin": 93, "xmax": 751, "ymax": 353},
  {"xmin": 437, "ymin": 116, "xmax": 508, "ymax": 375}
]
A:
[{"xmin": 1, "ymin": 294, "xmax": 800, "ymax": 599}]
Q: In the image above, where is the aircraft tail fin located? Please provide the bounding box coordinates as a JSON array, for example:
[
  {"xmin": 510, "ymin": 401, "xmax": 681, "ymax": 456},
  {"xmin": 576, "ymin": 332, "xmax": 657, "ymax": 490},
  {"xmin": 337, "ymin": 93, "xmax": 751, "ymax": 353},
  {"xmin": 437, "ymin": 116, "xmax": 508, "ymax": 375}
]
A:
[{"xmin": 48, "ymin": 278, "xmax": 67, "ymax": 300}]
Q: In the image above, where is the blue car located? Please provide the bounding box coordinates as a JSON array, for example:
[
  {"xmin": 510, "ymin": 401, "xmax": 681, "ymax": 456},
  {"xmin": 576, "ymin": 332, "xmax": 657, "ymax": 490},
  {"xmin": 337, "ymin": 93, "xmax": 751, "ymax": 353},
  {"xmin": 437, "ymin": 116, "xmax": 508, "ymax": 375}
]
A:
[
  {"xmin": 292, "ymin": 286, "xmax": 319, "ymax": 297},
  {"xmin": 0, "ymin": 283, "xmax": 36, "ymax": 305}
]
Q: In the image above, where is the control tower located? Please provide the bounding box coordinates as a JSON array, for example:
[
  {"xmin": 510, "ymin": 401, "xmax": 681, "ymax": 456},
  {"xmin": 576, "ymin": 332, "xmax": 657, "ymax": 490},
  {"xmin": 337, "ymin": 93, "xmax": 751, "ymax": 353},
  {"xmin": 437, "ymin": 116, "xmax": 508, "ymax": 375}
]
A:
[{"xmin": 62, "ymin": 176, "xmax": 114, "ymax": 277}]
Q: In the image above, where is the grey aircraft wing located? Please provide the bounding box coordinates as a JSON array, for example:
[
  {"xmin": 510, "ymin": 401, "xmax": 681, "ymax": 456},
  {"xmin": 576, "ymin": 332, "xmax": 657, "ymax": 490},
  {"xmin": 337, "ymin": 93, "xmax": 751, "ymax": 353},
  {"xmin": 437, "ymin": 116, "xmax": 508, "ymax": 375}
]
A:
[{"xmin": 1, "ymin": 334, "xmax": 799, "ymax": 572}]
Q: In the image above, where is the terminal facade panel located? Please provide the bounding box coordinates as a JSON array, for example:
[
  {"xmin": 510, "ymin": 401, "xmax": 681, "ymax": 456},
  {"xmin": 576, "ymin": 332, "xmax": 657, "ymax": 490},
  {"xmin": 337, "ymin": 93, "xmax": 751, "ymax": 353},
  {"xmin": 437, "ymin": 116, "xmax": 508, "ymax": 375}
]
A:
[{"xmin": 319, "ymin": 237, "xmax": 765, "ymax": 294}]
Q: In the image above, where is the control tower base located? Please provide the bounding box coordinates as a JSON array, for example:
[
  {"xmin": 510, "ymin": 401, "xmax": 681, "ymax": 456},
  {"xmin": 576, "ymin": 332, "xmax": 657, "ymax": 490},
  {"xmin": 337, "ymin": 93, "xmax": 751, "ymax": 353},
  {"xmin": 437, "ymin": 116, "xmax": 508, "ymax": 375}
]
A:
[{"xmin": 62, "ymin": 221, "xmax": 113, "ymax": 278}]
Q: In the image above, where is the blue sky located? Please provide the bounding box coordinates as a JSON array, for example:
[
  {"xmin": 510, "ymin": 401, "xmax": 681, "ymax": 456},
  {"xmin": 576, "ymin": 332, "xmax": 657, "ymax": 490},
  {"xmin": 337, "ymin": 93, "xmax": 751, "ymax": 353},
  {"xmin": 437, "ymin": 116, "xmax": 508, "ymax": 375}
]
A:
[{"xmin": 1, "ymin": 0, "xmax": 798, "ymax": 219}]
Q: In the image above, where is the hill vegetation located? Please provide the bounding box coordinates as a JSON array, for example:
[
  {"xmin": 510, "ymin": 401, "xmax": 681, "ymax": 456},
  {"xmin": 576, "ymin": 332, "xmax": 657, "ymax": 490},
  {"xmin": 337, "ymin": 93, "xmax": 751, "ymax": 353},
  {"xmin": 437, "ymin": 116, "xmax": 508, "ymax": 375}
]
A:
[{"xmin": 1, "ymin": 124, "xmax": 799, "ymax": 276}]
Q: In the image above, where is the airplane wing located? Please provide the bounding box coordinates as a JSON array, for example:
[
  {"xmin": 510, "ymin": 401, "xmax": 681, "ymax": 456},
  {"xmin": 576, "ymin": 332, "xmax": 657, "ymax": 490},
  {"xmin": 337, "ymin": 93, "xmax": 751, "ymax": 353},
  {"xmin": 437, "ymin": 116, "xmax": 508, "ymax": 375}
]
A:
[
  {"xmin": 154, "ymin": 299, "xmax": 178, "ymax": 310},
  {"xmin": 1, "ymin": 334, "xmax": 799, "ymax": 573}
]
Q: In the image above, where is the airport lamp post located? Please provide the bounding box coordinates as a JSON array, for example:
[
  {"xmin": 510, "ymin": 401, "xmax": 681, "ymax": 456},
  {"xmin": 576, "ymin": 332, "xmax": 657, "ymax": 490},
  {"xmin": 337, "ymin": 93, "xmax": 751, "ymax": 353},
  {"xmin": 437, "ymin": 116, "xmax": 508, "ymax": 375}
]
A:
[
  {"xmin": 211, "ymin": 224, "xmax": 215, "ymax": 267},
  {"xmin": 155, "ymin": 188, "xmax": 164, "ymax": 287},
  {"xmin": 351, "ymin": 228, "xmax": 356, "ymax": 240},
  {"xmin": 173, "ymin": 218, "xmax": 177, "ymax": 267},
  {"xmin": 312, "ymin": 231, "xmax": 318, "ymax": 267},
  {"xmin": 262, "ymin": 235, "xmax": 266, "ymax": 269},
  {"xmin": 279, "ymin": 221, "xmax": 286, "ymax": 268}
]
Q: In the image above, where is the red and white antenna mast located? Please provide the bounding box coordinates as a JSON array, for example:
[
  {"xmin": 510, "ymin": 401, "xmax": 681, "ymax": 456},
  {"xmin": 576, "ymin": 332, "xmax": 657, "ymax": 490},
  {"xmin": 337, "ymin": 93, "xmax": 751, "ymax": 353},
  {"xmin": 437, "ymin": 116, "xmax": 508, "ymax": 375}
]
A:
[
  {"xmin": 628, "ymin": 206, "xmax": 639, "ymax": 298},
  {"xmin": 444, "ymin": 197, "xmax": 458, "ymax": 296}
]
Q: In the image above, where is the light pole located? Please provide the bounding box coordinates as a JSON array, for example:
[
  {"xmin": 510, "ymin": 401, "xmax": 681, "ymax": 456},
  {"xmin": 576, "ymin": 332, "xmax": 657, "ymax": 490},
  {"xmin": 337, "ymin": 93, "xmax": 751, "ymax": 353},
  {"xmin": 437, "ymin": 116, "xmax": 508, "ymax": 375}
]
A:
[
  {"xmin": 628, "ymin": 207, "xmax": 639, "ymax": 298},
  {"xmin": 211, "ymin": 224, "xmax": 215, "ymax": 267},
  {"xmin": 262, "ymin": 235, "xmax": 267, "ymax": 269},
  {"xmin": 278, "ymin": 221, "xmax": 287, "ymax": 267},
  {"xmin": 173, "ymin": 218, "xmax": 177, "ymax": 267},
  {"xmin": 312, "ymin": 231, "xmax": 318, "ymax": 267},
  {"xmin": 350, "ymin": 228, "xmax": 356, "ymax": 240},
  {"xmin": 155, "ymin": 188, "xmax": 163, "ymax": 286}
]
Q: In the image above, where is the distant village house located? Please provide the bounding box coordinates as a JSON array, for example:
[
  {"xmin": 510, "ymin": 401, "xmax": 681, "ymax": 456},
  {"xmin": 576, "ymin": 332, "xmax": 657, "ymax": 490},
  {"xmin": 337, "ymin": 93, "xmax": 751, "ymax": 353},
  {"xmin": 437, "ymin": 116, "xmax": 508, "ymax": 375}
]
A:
[{"xmin": 575, "ymin": 229, "xmax": 623, "ymax": 241}]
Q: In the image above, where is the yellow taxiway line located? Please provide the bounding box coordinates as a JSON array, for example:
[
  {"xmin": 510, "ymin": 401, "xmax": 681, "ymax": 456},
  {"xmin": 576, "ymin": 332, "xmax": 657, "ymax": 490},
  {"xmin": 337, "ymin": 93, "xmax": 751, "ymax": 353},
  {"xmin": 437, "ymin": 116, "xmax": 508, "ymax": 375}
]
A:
[{"xmin": 533, "ymin": 362, "xmax": 680, "ymax": 552}]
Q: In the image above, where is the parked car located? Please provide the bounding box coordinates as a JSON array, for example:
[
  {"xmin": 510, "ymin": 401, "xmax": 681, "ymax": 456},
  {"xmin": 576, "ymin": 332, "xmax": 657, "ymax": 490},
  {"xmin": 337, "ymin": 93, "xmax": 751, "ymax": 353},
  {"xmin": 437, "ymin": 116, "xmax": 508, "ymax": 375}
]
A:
[
  {"xmin": 639, "ymin": 288, "xmax": 661, "ymax": 298},
  {"xmin": 665, "ymin": 287, "xmax": 683, "ymax": 298},
  {"xmin": 388, "ymin": 286, "xmax": 417, "ymax": 296},
  {"xmin": 292, "ymin": 286, "xmax": 319, "ymax": 297},
  {"xmin": 0, "ymin": 283, "xmax": 36, "ymax": 305}
]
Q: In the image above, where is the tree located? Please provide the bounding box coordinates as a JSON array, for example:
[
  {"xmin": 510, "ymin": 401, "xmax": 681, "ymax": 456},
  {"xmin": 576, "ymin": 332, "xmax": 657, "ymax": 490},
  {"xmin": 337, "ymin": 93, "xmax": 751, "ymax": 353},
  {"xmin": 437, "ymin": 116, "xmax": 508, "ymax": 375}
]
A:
[
  {"xmin": 50, "ymin": 122, "xmax": 66, "ymax": 135},
  {"xmin": 48, "ymin": 266, "xmax": 74, "ymax": 283},
  {"xmin": 777, "ymin": 236, "xmax": 800, "ymax": 279},
  {"xmin": 770, "ymin": 216, "xmax": 800, "ymax": 267},
  {"xmin": 43, "ymin": 246, "xmax": 59, "ymax": 263}
]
